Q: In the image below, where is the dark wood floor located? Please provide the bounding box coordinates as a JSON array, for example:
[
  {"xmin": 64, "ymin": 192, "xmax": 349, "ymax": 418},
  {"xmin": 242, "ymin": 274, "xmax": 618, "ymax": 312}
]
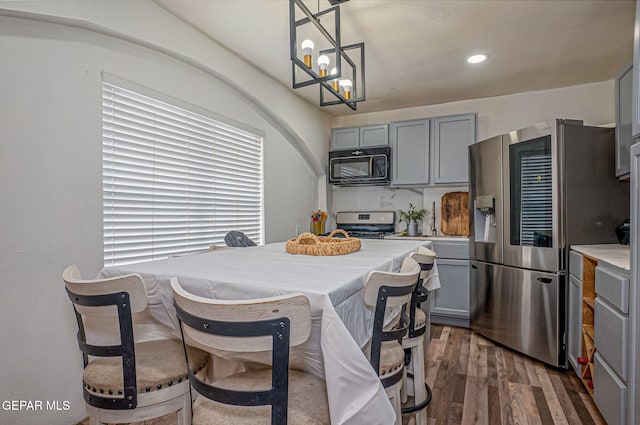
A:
[
  {"xmin": 425, "ymin": 324, "xmax": 605, "ymax": 425},
  {"xmin": 77, "ymin": 325, "xmax": 606, "ymax": 425}
]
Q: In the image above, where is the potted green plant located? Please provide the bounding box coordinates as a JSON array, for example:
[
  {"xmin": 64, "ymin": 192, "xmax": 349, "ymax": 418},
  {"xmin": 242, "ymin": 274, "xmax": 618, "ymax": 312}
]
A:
[{"xmin": 398, "ymin": 203, "xmax": 429, "ymax": 236}]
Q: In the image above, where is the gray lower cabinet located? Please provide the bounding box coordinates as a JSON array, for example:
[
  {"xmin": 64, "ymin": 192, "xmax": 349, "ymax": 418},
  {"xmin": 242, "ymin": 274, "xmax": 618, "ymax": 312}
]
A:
[
  {"xmin": 617, "ymin": 63, "xmax": 633, "ymax": 178},
  {"xmin": 595, "ymin": 353, "xmax": 628, "ymax": 425},
  {"xmin": 568, "ymin": 274, "xmax": 583, "ymax": 372},
  {"xmin": 432, "ymin": 114, "xmax": 476, "ymax": 184},
  {"xmin": 593, "ymin": 263, "xmax": 631, "ymax": 425},
  {"xmin": 430, "ymin": 239, "xmax": 470, "ymax": 327}
]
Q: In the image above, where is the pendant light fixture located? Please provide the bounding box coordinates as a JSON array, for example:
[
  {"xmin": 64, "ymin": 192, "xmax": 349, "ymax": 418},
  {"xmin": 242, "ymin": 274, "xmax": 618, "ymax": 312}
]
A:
[{"xmin": 289, "ymin": 0, "xmax": 365, "ymax": 111}]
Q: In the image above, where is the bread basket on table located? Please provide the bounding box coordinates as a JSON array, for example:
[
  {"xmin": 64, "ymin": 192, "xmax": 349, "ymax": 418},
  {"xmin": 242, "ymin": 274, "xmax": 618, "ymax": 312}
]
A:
[{"xmin": 285, "ymin": 229, "xmax": 361, "ymax": 256}]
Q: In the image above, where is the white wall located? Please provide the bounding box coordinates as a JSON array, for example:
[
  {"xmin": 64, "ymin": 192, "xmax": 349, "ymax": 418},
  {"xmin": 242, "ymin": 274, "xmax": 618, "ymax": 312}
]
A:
[
  {"xmin": 332, "ymin": 81, "xmax": 615, "ymax": 138},
  {"xmin": 0, "ymin": 2, "xmax": 331, "ymax": 424},
  {"xmin": 330, "ymin": 82, "xmax": 615, "ymax": 233}
]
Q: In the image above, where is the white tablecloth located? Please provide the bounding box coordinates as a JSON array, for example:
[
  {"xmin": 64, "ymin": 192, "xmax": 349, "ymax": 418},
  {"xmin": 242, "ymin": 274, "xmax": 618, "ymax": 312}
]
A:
[{"xmin": 99, "ymin": 239, "xmax": 438, "ymax": 425}]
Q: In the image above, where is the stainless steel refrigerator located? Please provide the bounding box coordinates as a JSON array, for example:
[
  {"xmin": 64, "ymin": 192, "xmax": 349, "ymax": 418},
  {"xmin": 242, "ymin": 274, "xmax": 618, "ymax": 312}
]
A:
[{"xmin": 469, "ymin": 119, "xmax": 629, "ymax": 367}]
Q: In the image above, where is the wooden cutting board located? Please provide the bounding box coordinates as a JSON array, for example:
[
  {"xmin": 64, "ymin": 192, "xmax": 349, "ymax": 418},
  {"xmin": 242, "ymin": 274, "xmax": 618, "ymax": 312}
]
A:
[{"xmin": 441, "ymin": 191, "xmax": 469, "ymax": 236}]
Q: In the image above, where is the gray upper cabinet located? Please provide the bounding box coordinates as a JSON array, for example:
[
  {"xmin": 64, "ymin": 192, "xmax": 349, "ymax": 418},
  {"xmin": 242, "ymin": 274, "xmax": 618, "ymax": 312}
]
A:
[
  {"xmin": 331, "ymin": 113, "xmax": 476, "ymax": 186},
  {"xmin": 331, "ymin": 124, "xmax": 388, "ymax": 150},
  {"xmin": 617, "ymin": 63, "xmax": 633, "ymax": 179},
  {"xmin": 390, "ymin": 119, "xmax": 430, "ymax": 186},
  {"xmin": 633, "ymin": 1, "xmax": 640, "ymax": 139},
  {"xmin": 360, "ymin": 124, "xmax": 388, "ymax": 147},
  {"xmin": 432, "ymin": 114, "xmax": 477, "ymax": 184},
  {"xmin": 331, "ymin": 127, "xmax": 359, "ymax": 150}
]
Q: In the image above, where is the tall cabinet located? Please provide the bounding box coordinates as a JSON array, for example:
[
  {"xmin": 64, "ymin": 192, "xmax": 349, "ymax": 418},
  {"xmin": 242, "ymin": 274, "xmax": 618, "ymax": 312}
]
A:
[
  {"xmin": 633, "ymin": 1, "xmax": 640, "ymax": 139},
  {"xmin": 617, "ymin": 64, "xmax": 633, "ymax": 178},
  {"xmin": 630, "ymin": 143, "xmax": 640, "ymax": 425},
  {"xmin": 630, "ymin": 3, "xmax": 640, "ymax": 425},
  {"xmin": 569, "ymin": 246, "xmax": 631, "ymax": 425}
]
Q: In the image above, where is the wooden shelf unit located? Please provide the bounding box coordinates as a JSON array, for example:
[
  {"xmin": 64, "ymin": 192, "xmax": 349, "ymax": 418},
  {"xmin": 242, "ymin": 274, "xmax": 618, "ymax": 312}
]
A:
[{"xmin": 579, "ymin": 255, "xmax": 597, "ymax": 396}]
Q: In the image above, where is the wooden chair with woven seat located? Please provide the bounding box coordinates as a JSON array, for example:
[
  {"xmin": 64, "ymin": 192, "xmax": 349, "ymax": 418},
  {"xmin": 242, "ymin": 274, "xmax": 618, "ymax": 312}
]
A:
[
  {"xmin": 362, "ymin": 256, "xmax": 421, "ymax": 425},
  {"xmin": 62, "ymin": 266, "xmax": 209, "ymax": 425},
  {"xmin": 171, "ymin": 277, "xmax": 331, "ymax": 425},
  {"xmin": 400, "ymin": 247, "xmax": 436, "ymax": 425}
]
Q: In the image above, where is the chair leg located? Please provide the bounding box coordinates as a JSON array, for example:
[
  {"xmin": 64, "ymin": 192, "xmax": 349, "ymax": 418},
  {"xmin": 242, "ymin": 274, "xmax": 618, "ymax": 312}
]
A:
[
  {"xmin": 89, "ymin": 414, "xmax": 106, "ymax": 425},
  {"xmin": 401, "ymin": 367, "xmax": 408, "ymax": 403},
  {"xmin": 412, "ymin": 344, "xmax": 427, "ymax": 425},
  {"xmin": 391, "ymin": 386, "xmax": 402, "ymax": 425},
  {"xmin": 176, "ymin": 393, "xmax": 192, "ymax": 425}
]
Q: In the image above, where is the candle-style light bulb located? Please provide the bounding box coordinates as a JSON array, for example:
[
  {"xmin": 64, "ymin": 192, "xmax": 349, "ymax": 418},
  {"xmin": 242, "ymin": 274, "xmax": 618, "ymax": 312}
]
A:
[
  {"xmin": 339, "ymin": 79, "xmax": 353, "ymax": 99},
  {"xmin": 301, "ymin": 39, "xmax": 314, "ymax": 68},
  {"xmin": 317, "ymin": 55, "xmax": 330, "ymax": 77},
  {"xmin": 330, "ymin": 67, "xmax": 339, "ymax": 91}
]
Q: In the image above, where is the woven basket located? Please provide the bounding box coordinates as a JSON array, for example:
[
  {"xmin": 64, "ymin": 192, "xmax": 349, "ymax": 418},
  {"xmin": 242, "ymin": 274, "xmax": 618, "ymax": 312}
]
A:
[{"xmin": 285, "ymin": 229, "xmax": 361, "ymax": 256}]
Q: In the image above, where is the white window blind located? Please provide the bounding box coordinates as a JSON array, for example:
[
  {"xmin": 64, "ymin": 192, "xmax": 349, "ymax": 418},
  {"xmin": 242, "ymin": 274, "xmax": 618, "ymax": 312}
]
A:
[{"xmin": 102, "ymin": 82, "xmax": 263, "ymax": 266}]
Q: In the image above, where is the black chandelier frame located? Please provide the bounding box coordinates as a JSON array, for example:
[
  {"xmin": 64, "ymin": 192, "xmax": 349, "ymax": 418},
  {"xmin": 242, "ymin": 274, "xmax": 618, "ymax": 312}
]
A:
[{"xmin": 289, "ymin": 0, "xmax": 365, "ymax": 111}]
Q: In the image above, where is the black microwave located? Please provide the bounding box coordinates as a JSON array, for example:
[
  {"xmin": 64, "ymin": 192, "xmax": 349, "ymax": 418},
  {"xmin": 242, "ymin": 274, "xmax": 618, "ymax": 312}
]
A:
[{"xmin": 328, "ymin": 146, "xmax": 391, "ymax": 186}]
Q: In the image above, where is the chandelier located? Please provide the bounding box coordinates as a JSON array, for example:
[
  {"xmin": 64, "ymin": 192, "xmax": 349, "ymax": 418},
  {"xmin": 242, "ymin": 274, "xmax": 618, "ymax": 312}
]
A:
[{"xmin": 289, "ymin": 0, "xmax": 366, "ymax": 111}]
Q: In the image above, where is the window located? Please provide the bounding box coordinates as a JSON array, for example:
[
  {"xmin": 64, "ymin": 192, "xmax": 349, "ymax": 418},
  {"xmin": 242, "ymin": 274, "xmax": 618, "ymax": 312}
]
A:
[{"xmin": 102, "ymin": 81, "xmax": 263, "ymax": 266}]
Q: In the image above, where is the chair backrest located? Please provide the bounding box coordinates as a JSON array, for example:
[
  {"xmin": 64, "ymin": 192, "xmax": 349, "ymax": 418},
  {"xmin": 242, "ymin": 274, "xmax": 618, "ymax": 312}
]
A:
[
  {"xmin": 407, "ymin": 247, "xmax": 436, "ymax": 337},
  {"xmin": 62, "ymin": 265, "xmax": 148, "ymax": 410},
  {"xmin": 171, "ymin": 278, "xmax": 311, "ymax": 425},
  {"xmin": 171, "ymin": 278, "xmax": 311, "ymax": 352},
  {"xmin": 410, "ymin": 246, "xmax": 436, "ymax": 284},
  {"xmin": 63, "ymin": 265, "xmax": 148, "ymax": 317},
  {"xmin": 224, "ymin": 231, "xmax": 257, "ymax": 247},
  {"xmin": 363, "ymin": 257, "xmax": 420, "ymax": 382},
  {"xmin": 363, "ymin": 256, "xmax": 421, "ymax": 308}
]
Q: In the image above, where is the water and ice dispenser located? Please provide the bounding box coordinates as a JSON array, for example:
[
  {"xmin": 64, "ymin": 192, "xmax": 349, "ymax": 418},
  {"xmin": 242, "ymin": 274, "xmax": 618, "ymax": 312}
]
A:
[{"xmin": 474, "ymin": 195, "xmax": 496, "ymax": 243}]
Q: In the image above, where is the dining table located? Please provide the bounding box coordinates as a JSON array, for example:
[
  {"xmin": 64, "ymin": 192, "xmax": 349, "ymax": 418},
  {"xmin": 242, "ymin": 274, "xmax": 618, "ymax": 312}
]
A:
[{"xmin": 99, "ymin": 238, "xmax": 439, "ymax": 425}]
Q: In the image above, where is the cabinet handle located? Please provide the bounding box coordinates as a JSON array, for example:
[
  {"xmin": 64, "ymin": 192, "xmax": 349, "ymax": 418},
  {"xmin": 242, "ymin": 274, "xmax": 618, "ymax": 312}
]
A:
[
  {"xmin": 471, "ymin": 264, "xmax": 479, "ymax": 270},
  {"xmin": 537, "ymin": 277, "xmax": 553, "ymax": 284}
]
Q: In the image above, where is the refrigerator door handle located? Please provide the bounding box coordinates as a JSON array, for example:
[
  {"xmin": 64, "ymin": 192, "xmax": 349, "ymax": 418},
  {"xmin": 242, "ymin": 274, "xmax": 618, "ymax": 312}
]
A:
[{"xmin": 537, "ymin": 277, "xmax": 553, "ymax": 284}]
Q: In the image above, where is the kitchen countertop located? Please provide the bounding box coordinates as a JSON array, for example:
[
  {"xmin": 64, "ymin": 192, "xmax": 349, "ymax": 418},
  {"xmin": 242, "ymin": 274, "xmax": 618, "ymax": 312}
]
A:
[
  {"xmin": 571, "ymin": 244, "xmax": 630, "ymax": 271},
  {"xmin": 384, "ymin": 233, "xmax": 469, "ymax": 242}
]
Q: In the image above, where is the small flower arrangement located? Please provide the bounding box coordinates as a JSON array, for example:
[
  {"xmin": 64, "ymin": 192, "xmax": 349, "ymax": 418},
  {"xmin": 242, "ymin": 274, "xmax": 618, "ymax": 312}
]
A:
[
  {"xmin": 398, "ymin": 203, "xmax": 428, "ymax": 223},
  {"xmin": 398, "ymin": 203, "xmax": 429, "ymax": 236}
]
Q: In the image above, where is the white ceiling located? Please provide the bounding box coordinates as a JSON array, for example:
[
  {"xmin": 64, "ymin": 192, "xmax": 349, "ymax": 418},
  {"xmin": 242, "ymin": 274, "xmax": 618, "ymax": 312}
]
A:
[{"xmin": 156, "ymin": 0, "xmax": 635, "ymax": 116}]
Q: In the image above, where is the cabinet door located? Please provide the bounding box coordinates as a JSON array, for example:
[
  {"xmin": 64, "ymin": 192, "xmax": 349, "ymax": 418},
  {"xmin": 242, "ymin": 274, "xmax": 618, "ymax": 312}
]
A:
[
  {"xmin": 633, "ymin": 1, "xmax": 640, "ymax": 138},
  {"xmin": 360, "ymin": 124, "xmax": 388, "ymax": 147},
  {"xmin": 432, "ymin": 114, "xmax": 477, "ymax": 184},
  {"xmin": 595, "ymin": 297, "xmax": 629, "ymax": 382},
  {"xmin": 568, "ymin": 274, "xmax": 583, "ymax": 373},
  {"xmin": 431, "ymin": 258, "xmax": 469, "ymax": 318},
  {"xmin": 331, "ymin": 127, "xmax": 359, "ymax": 150},
  {"xmin": 595, "ymin": 353, "xmax": 628, "ymax": 425},
  {"xmin": 617, "ymin": 64, "xmax": 633, "ymax": 178},
  {"xmin": 390, "ymin": 119, "xmax": 430, "ymax": 186}
]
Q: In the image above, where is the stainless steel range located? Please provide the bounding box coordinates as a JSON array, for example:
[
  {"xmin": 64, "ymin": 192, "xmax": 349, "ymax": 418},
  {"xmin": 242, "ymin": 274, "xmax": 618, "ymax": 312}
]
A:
[{"xmin": 334, "ymin": 211, "xmax": 396, "ymax": 239}]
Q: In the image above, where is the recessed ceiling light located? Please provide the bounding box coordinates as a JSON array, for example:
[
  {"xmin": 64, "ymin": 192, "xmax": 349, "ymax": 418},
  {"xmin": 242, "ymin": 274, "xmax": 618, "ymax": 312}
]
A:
[{"xmin": 467, "ymin": 54, "xmax": 488, "ymax": 64}]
